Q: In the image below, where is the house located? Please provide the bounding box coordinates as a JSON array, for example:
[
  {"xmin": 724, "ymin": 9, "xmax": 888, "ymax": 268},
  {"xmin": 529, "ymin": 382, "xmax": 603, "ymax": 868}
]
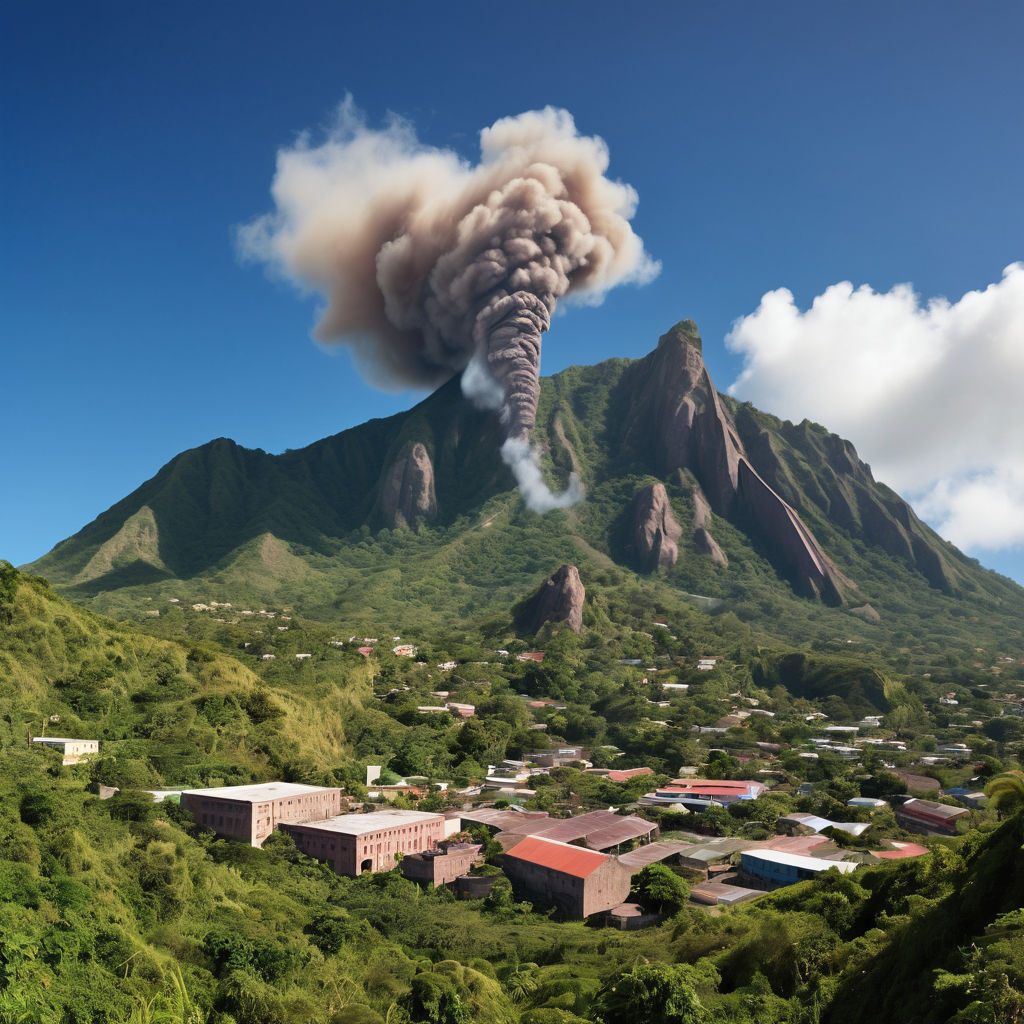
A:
[
  {"xmin": 525, "ymin": 747, "xmax": 589, "ymax": 767},
  {"xmin": 892, "ymin": 770, "xmax": 941, "ymax": 793},
  {"xmin": 638, "ymin": 778, "xmax": 766, "ymax": 809},
  {"xmin": 181, "ymin": 782, "xmax": 344, "ymax": 847},
  {"xmin": 281, "ymin": 809, "xmax": 445, "ymax": 876},
  {"xmin": 501, "ymin": 835, "xmax": 632, "ymax": 918},
  {"xmin": 584, "ymin": 767, "xmax": 654, "ymax": 783},
  {"xmin": 894, "ymin": 798, "xmax": 971, "ymax": 836},
  {"xmin": 778, "ymin": 812, "xmax": 870, "ymax": 837},
  {"xmin": 740, "ymin": 849, "xmax": 858, "ymax": 889},
  {"xmin": 399, "ymin": 841, "xmax": 483, "ymax": 887},
  {"xmin": 517, "ymin": 651, "xmax": 545, "ymax": 663},
  {"xmin": 31, "ymin": 737, "xmax": 98, "ymax": 765}
]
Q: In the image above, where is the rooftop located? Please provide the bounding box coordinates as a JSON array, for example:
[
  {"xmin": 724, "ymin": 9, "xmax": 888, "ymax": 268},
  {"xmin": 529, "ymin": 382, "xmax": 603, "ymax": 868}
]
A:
[
  {"xmin": 504, "ymin": 835, "xmax": 609, "ymax": 878},
  {"xmin": 742, "ymin": 848, "xmax": 859, "ymax": 874},
  {"xmin": 181, "ymin": 782, "xmax": 338, "ymax": 803},
  {"xmin": 287, "ymin": 810, "xmax": 443, "ymax": 836}
]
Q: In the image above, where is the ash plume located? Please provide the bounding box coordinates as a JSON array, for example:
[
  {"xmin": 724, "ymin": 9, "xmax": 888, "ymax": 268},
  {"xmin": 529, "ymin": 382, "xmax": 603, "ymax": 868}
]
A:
[{"xmin": 240, "ymin": 99, "xmax": 658, "ymax": 509}]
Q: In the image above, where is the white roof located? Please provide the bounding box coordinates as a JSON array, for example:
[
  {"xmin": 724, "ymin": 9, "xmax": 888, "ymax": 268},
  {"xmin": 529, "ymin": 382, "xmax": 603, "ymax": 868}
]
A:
[
  {"xmin": 181, "ymin": 782, "xmax": 337, "ymax": 803},
  {"xmin": 32, "ymin": 737, "xmax": 95, "ymax": 744},
  {"xmin": 285, "ymin": 810, "xmax": 443, "ymax": 836},
  {"xmin": 742, "ymin": 848, "xmax": 859, "ymax": 873}
]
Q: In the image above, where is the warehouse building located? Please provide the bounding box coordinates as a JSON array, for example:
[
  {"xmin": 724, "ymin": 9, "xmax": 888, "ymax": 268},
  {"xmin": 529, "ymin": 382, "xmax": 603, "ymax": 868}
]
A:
[
  {"xmin": 180, "ymin": 782, "xmax": 343, "ymax": 847},
  {"xmin": 740, "ymin": 849, "xmax": 859, "ymax": 890},
  {"xmin": 894, "ymin": 798, "xmax": 971, "ymax": 835},
  {"xmin": 501, "ymin": 835, "xmax": 632, "ymax": 918},
  {"xmin": 281, "ymin": 809, "xmax": 445, "ymax": 876}
]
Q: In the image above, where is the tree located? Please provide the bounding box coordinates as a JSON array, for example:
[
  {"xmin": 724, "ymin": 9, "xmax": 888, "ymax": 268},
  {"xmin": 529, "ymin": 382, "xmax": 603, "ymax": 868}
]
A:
[
  {"xmin": 985, "ymin": 770, "xmax": 1024, "ymax": 819},
  {"xmin": 597, "ymin": 962, "xmax": 711, "ymax": 1024},
  {"xmin": 631, "ymin": 864, "xmax": 690, "ymax": 916}
]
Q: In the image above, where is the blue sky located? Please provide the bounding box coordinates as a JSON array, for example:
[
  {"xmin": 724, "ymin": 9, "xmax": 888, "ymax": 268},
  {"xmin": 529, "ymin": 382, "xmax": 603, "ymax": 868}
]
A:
[{"xmin": 3, "ymin": 1, "xmax": 1022, "ymax": 585}]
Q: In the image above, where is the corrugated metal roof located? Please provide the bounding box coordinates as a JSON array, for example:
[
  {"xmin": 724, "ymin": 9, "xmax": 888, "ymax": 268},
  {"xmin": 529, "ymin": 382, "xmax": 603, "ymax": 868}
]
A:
[
  {"xmin": 526, "ymin": 810, "xmax": 656, "ymax": 848},
  {"xmin": 458, "ymin": 809, "xmax": 549, "ymax": 832},
  {"xmin": 742, "ymin": 849, "xmax": 859, "ymax": 874},
  {"xmin": 617, "ymin": 840, "xmax": 695, "ymax": 869},
  {"xmin": 504, "ymin": 836, "xmax": 608, "ymax": 878}
]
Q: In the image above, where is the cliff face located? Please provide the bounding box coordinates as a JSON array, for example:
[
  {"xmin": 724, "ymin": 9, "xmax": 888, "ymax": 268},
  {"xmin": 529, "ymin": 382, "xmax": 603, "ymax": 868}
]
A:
[
  {"xmin": 623, "ymin": 322, "xmax": 850, "ymax": 604},
  {"xmin": 691, "ymin": 489, "xmax": 728, "ymax": 568},
  {"xmin": 518, "ymin": 564, "xmax": 585, "ymax": 634},
  {"xmin": 380, "ymin": 442, "xmax": 438, "ymax": 528},
  {"xmin": 633, "ymin": 483, "xmax": 683, "ymax": 570}
]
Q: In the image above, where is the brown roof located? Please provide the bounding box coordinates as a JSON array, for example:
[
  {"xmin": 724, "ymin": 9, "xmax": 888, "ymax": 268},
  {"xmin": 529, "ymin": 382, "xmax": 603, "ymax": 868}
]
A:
[
  {"xmin": 893, "ymin": 771, "xmax": 941, "ymax": 792},
  {"xmin": 458, "ymin": 809, "xmax": 549, "ymax": 832},
  {"xmin": 617, "ymin": 840, "xmax": 694, "ymax": 870},
  {"xmin": 503, "ymin": 836, "xmax": 607, "ymax": 878}
]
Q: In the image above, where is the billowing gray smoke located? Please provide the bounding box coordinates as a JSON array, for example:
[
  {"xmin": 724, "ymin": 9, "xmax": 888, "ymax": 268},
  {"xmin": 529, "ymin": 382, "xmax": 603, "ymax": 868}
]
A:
[{"xmin": 240, "ymin": 100, "xmax": 658, "ymax": 510}]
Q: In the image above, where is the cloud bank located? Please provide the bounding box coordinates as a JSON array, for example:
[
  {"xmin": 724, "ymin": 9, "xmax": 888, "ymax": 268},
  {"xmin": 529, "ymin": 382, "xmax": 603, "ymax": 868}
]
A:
[
  {"xmin": 240, "ymin": 99, "xmax": 657, "ymax": 511},
  {"xmin": 726, "ymin": 262, "xmax": 1024, "ymax": 552}
]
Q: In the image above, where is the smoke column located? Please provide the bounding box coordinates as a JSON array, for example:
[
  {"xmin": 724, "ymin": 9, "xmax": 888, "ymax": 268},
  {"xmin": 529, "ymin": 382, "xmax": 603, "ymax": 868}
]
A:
[{"xmin": 240, "ymin": 100, "xmax": 658, "ymax": 510}]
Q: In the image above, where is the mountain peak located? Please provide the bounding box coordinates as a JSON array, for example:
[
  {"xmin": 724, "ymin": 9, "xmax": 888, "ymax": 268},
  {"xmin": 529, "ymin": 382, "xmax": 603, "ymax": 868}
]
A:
[{"xmin": 659, "ymin": 319, "xmax": 703, "ymax": 352}]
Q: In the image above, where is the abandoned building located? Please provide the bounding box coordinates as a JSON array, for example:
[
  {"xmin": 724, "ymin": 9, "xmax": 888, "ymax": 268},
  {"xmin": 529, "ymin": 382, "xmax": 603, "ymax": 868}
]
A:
[
  {"xmin": 399, "ymin": 840, "xmax": 483, "ymax": 887},
  {"xmin": 501, "ymin": 835, "xmax": 632, "ymax": 918},
  {"xmin": 180, "ymin": 782, "xmax": 344, "ymax": 847},
  {"xmin": 281, "ymin": 809, "xmax": 445, "ymax": 876}
]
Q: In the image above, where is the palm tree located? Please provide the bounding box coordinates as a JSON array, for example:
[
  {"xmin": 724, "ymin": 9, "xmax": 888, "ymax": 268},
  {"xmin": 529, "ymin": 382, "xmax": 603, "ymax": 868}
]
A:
[{"xmin": 985, "ymin": 769, "xmax": 1024, "ymax": 819}]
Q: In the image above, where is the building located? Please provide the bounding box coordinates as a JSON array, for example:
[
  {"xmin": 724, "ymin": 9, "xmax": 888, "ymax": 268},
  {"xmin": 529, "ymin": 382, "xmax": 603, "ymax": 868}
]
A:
[
  {"xmin": 778, "ymin": 813, "xmax": 870, "ymax": 837},
  {"xmin": 31, "ymin": 737, "xmax": 98, "ymax": 765},
  {"xmin": 740, "ymin": 849, "xmax": 859, "ymax": 889},
  {"xmin": 180, "ymin": 782, "xmax": 343, "ymax": 847},
  {"xmin": 399, "ymin": 841, "xmax": 483, "ymax": 887},
  {"xmin": 638, "ymin": 778, "xmax": 766, "ymax": 810},
  {"xmin": 894, "ymin": 798, "xmax": 971, "ymax": 836},
  {"xmin": 281, "ymin": 809, "xmax": 445, "ymax": 875},
  {"xmin": 525, "ymin": 747, "xmax": 589, "ymax": 767},
  {"xmin": 501, "ymin": 835, "xmax": 632, "ymax": 918}
]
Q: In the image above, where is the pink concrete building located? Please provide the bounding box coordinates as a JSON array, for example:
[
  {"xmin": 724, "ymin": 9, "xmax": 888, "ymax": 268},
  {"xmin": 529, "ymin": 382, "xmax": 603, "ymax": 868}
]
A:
[
  {"xmin": 281, "ymin": 809, "xmax": 445, "ymax": 876},
  {"xmin": 180, "ymin": 782, "xmax": 343, "ymax": 847},
  {"xmin": 400, "ymin": 841, "xmax": 483, "ymax": 887}
]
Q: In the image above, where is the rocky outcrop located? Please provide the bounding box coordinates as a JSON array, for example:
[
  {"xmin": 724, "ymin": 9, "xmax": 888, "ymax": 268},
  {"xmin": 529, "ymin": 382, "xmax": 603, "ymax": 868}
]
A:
[
  {"xmin": 633, "ymin": 483, "xmax": 683, "ymax": 570},
  {"xmin": 691, "ymin": 489, "xmax": 728, "ymax": 567},
  {"xmin": 850, "ymin": 603, "xmax": 881, "ymax": 623},
  {"xmin": 380, "ymin": 442, "xmax": 437, "ymax": 528},
  {"xmin": 623, "ymin": 321, "xmax": 850, "ymax": 604},
  {"xmin": 519, "ymin": 564, "xmax": 585, "ymax": 634}
]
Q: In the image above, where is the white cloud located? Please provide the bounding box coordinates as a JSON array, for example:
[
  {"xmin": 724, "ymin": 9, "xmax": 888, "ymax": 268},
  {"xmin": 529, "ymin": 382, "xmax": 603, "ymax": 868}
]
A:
[{"xmin": 725, "ymin": 262, "xmax": 1024, "ymax": 553}]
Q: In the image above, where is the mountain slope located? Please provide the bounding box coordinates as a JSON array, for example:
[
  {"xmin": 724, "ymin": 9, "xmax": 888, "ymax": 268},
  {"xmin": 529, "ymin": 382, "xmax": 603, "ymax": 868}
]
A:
[{"xmin": 26, "ymin": 322, "xmax": 1024, "ymax": 669}]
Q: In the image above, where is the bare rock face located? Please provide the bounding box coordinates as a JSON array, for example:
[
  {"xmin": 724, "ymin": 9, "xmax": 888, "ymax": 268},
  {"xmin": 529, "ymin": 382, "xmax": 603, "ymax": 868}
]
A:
[
  {"xmin": 520, "ymin": 564, "xmax": 585, "ymax": 634},
  {"xmin": 850, "ymin": 603, "xmax": 881, "ymax": 623},
  {"xmin": 634, "ymin": 483, "xmax": 684, "ymax": 570},
  {"xmin": 691, "ymin": 489, "xmax": 728, "ymax": 568},
  {"xmin": 625, "ymin": 322, "xmax": 849, "ymax": 605},
  {"xmin": 380, "ymin": 442, "xmax": 437, "ymax": 528}
]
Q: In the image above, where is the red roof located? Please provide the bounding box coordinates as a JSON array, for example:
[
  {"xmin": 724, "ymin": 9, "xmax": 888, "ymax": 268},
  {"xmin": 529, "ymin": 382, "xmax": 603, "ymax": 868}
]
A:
[
  {"xmin": 605, "ymin": 768, "xmax": 654, "ymax": 782},
  {"xmin": 875, "ymin": 842, "xmax": 929, "ymax": 860},
  {"xmin": 504, "ymin": 836, "xmax": 607, "ymax": 878},
  {"xmin": 670, "ymin": 779, "xmax": 753, "ymax": 790},
  {"xmin": 518, "ymin": 651, "xmax": 546, "ymax": 663},
  {"xmin": 659, "ymin": 785, "xmax": 750, "ymax": 798}
]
